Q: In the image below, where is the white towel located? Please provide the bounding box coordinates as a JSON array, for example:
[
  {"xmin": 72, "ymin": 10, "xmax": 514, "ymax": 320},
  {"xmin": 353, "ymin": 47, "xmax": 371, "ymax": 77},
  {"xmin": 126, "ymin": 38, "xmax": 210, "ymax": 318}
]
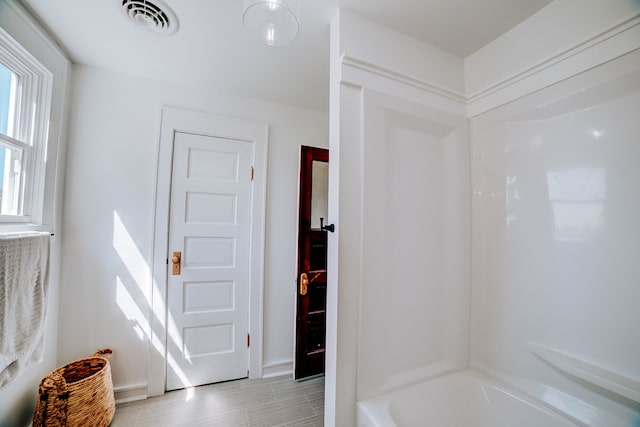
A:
[{"xmin": 0, "ymin": 233, "xmax": 50, "ymax": 389}]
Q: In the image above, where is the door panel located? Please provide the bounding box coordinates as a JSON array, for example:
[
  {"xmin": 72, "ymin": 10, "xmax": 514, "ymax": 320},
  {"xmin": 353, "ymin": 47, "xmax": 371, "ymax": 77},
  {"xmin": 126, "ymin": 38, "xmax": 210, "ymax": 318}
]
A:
[
  {"xmin": 295, "ymin": 146, "xmax": 329, "ymax": 379},
  {"xmin": 166, "ymin": 131, "xmax": 252, "ymax": 391}
]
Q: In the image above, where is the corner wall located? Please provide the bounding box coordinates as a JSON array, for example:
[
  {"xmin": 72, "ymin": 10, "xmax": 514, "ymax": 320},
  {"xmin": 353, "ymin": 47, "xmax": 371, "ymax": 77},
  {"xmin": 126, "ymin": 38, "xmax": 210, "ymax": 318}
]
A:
[
  {"xmin": 327, "ymin": 3, "xmax": 640, "ymax": 427},
  {"xmin": 465, "ymin": 0, "xmax": 640, "ymax": 115},
  {"xmin": 59, "ymin": 65, "xmax": 328, "ymax": 400},
  {"xmin": 326, "ymin": 10, "xmax": 470, "ymax": 426},
  {"xmin": 0, "ymin": 1, "xmax": 69, "ymax": 425},
  {"xmin": 470, "ymin": 49, "xmax": 640, "ymax": 426},
  {"xmin": 467, "ymin": 1, "xmax": 640, "ymax": 425}
]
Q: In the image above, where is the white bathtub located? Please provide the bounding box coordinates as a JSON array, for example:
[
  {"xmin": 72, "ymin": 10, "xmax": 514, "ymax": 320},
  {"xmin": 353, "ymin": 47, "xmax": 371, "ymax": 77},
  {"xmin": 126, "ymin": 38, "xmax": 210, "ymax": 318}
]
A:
[{"xmin": 357, "ymin": 370, "xmax": 579, "ymax": 427}]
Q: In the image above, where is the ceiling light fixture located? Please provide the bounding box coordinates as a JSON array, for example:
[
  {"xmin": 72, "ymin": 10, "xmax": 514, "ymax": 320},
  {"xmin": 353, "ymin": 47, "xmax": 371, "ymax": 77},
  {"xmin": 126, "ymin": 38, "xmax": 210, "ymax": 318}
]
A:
[{"xmin": 243, "ymin": 0, "xmax": 300, "ymax": 46}]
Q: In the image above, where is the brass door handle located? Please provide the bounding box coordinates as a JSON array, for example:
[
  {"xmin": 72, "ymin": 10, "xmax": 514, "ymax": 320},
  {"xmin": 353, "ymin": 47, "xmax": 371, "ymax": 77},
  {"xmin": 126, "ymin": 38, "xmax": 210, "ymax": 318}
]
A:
[
  {"xmin": 172, "ymin": 251, "xmax": 181, "ymax": 275},
  {"xmin": 300, "ymin": 273, "xmax": 308, "ymax": 296}
]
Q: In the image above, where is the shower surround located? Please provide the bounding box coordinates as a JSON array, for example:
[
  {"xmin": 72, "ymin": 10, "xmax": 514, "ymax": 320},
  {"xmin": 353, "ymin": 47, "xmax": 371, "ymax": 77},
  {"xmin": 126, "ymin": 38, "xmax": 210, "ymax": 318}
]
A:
[{"xmin": 325, "ymin": 2, "xmax": 640, "ymax": 426}]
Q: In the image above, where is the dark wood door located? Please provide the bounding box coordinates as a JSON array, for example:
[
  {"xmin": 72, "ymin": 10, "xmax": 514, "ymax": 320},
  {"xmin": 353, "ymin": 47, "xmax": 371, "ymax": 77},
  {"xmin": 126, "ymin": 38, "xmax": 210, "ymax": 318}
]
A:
[{"xmin": 295, "ymin": 146, "xmax": 329, "ymax": 379}]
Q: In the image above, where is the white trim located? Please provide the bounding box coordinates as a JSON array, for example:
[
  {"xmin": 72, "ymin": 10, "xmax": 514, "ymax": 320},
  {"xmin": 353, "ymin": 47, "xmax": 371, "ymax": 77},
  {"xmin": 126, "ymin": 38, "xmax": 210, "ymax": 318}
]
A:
[
  {"xmin": 340, "ymin": 57, "xmax": 467, "ymax": 118},
  {"xmin": 114, "ymin": 383, "xmax": 148, "ymax": 404},
  {"xmin": 1, "ymin": 0, "xmax": 70, "ymax": 236},
  {"xmin": 262, "ymin": 360, "xmax": 294, "ymax": 379},
  {"xmin": 335, "ymin": 13, "xmax": 640, "ymax": 120},
  {"xmin": 250, "ymin": 124, "xmax": 269, "ymax": 380},
  {"xmin": 467, "ymin": 12, "xmax": 640, "ymax": 100},
  {"xmin": 341, "ymin": 55, "xmax": 467, "ymax": 104},
  {"xmin": 467, "ymin": 12, "xmax": 640, "ymax": 116},
  {"xmin": 0, "ymin": 0, "xmax": 69, "ymax": 237},
  {"xmin": 149, "ymin": 106, "xmax": 268, "ymax": 396},
  {"xmin": 0, "ymin": 24, "xmax": 53, "ymax": 223},
  {"xmin": 4, "ymin": 0, "xmax": 70, "ymax": 61}
]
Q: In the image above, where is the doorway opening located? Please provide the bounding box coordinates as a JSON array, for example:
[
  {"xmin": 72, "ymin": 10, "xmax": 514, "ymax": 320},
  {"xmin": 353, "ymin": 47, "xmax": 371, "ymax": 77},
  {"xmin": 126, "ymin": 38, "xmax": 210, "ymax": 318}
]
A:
[{"xmin": 295, "ymin": 145, "xmax": 329, "ymax": 380}]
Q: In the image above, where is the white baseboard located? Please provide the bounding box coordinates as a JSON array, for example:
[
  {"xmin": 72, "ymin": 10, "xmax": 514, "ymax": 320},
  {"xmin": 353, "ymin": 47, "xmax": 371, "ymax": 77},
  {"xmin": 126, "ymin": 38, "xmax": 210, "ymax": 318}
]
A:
[
  {"xmin": 114, "ymin": 360, "xmax": 295, "ymax": 404},
  {"xmin": 262, "ymin": 360, "xmax": 293, "ymax": 379},
  {"xmin": 114, "ymin": 383, "xmax": 148, "ymax": 404}
]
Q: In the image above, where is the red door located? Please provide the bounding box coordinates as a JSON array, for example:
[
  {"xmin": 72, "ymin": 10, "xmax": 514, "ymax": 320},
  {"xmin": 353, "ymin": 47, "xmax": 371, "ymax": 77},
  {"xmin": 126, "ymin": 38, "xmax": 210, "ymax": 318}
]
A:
[{"xmin": 295, "ymin": 146, "xmax": 329, "ymax": 379}]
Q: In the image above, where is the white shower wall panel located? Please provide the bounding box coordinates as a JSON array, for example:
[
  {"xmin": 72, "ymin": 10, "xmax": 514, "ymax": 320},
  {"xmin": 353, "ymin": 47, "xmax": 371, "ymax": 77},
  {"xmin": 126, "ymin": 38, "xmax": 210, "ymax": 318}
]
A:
[
  {"xmin": 357, "ymin": 89, "xmax": 470, "ymax": 400},
  {"xmin": 470, "ymin": 49, "xmax": 640, "ymax": 426}
]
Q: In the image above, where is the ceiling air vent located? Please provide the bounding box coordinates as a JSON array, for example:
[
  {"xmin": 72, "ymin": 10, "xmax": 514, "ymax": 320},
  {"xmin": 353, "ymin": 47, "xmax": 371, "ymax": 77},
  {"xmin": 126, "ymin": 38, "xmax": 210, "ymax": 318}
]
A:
[{"xmin": 122, "ymin": 0, "xmax": 178, "ymax": 35}]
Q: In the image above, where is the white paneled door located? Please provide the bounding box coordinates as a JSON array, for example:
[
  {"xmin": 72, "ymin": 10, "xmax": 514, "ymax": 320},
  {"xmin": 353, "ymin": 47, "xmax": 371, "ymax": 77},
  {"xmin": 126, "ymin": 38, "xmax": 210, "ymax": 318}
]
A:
[{"xmin": 166, "ymin": 131, "xmax": 253, "ymax": 391}]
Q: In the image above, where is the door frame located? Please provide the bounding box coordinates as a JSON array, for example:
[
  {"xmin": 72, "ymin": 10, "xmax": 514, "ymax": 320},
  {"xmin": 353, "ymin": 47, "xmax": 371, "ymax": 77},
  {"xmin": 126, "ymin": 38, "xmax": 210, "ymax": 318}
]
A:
[{"xmin": 148, "ymin": 106, "xmax": 269, "ymax": 397}]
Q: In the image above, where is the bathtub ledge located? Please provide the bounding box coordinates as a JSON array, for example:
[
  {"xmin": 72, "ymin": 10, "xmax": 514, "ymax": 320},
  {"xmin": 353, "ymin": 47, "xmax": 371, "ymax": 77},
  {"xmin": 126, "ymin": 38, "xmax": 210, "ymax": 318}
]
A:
[{"xmin": 529, "ymin": 342, "xmax": 640, "ymax": 404}]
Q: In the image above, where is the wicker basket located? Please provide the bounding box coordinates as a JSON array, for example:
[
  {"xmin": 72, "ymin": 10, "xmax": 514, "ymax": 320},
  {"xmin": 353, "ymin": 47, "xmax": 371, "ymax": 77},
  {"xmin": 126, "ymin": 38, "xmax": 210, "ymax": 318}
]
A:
[{"xmin": 33, "ymin": 348, "xmax": 115, "ymax": 427}]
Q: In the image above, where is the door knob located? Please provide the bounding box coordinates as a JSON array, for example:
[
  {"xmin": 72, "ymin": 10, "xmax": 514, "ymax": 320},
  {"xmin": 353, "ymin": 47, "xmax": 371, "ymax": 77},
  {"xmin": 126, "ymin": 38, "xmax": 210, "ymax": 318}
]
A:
[
  {"xmin": 319, "ymin": 217, "xmax": 335, "ymax": 233},
  {"xmin": 300, "ymin": 273, "xmax": 308, "ymax": 296},
  {"xmin": 172, "ymin": 251, "xmax": 181, "ymax": 275}
]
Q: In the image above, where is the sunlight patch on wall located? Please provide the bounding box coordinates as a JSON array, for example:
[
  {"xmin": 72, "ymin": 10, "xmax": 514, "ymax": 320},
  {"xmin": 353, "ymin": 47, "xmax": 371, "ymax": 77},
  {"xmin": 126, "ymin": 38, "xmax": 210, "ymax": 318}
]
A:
[
  {"xmin": 116, "ymin": 276, "xmax": 148, "ymax": 341},
  {"xmin": 112, "ymin": 210, "xmax": 191, "ymax": 392},
  {"xmin": 506, "ymin": 175, "xmax": 519, "ymax": 227},
  {"xmin": 113, "ymin": 211, "xmax": 151, "ymax": 302},
  {"xmin": 542, "ymin": 387, "xmax": 598, "ymax": 426},
  {"xmin": 547, "ymin": 168, "xmax": 605, "ymax": 241}
]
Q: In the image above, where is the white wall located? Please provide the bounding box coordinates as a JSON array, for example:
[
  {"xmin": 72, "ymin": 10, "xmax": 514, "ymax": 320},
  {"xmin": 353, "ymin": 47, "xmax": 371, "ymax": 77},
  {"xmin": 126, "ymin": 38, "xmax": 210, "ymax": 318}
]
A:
[
  {"xmin": 0, "ymin": 1, "xmax": 69, "ymax": 425},
  {"xmin": 467, "ymin": 2, "xmax": 640, "ymax": 426},
  {"xmin": 357, "ymin": 90, "xmax": 470, "ymax": 400},
  {"xmin": 470, "ymin": 38, "xmax": 640, "ymax": 427},
  {"xmin": 326, "ymin": 10, "xmax": 469, "ymax": 426},
  {"xmin": 327, "ymin": 4, "xmax": 640, "ymax": 427},
  {"xmin": 337, "ymin": 10, "xmax": 465, "ymax": 97},
  {"xmin": 465, "ymin": 0, "xmax": 640, "ymax": 96},
  {"xmin": 465, "ymin": 0, "xmax": 640, "ymax": 115},
  {"xmin": 58, "ymin": 64, "xmax": 328, "ymax": 398}
]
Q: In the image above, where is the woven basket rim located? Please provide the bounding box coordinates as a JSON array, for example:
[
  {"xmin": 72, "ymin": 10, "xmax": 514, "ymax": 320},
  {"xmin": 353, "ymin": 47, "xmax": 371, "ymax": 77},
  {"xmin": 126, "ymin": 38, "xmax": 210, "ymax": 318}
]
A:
[
  {"xmin": 34, "ymin": 350, "xmax": 116, "ymax": 427},
  {"xmin": 52, "ymin": 355, "xmax": 111, "ymax": 386}
]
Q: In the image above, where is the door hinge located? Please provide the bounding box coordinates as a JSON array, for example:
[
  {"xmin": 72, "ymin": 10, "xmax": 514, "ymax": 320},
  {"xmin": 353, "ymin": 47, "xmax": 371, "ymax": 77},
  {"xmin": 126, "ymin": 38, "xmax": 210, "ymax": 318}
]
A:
[
  {"xmin": 250, "ymin": 166, "xmax": 254, "ymax": 181},
  {"xmin": 247, "ymin": 333, "xmax": 250, "ymax": 348}
]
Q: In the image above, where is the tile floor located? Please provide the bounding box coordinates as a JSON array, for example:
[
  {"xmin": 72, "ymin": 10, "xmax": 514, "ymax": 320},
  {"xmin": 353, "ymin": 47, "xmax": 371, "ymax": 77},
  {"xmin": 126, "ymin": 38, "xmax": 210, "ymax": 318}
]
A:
[{"xmin": 111, "ymin": 375, "xmax": 325, "ymax": 427}]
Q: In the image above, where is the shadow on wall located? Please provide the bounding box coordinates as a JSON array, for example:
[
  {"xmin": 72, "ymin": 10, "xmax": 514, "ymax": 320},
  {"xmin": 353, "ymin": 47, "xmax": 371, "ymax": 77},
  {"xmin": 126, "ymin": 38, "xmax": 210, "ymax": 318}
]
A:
[
  {"xmin": 0, "ymin": 406, "xmax": 34, "ymax": 427},
  {"xmin": 112, "ymin": 210, "xmax": 189, "ymax": 391}
]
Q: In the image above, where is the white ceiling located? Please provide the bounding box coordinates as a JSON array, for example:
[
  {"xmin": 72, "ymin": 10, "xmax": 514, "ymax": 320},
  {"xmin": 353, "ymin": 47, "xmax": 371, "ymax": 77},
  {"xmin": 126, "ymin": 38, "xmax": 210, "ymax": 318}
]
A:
[{"xmin": 20, "ymin": 0, "xmax": 552, "ymax": 112}]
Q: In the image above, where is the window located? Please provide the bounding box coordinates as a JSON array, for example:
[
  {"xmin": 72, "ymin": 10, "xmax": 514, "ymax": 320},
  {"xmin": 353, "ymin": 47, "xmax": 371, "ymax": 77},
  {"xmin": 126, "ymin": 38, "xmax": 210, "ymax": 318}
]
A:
[
  {"xmin": 0, "ymin": 29, "xmax": 53, "ymax": 224},
  {"xmin": 0, "ymin": 64, "xmax": 22, "ymax": 215}
]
